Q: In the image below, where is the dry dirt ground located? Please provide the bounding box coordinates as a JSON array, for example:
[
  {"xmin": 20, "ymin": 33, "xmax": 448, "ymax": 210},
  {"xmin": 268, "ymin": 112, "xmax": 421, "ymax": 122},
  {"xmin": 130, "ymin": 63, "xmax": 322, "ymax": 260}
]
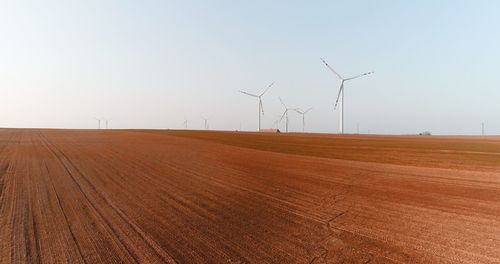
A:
[{"xmin": 0, "ymin": 129, "xmax": 499, "ymax": 263}]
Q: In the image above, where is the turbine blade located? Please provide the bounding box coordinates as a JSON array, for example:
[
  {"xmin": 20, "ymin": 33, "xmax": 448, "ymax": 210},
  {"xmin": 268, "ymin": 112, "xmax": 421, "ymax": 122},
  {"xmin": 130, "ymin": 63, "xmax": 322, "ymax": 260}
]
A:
[
  {"xmin": 304, "ymin": 107, "xmax": 313, "ymax": 114},
  {"xmin": 334, "ymin": 82, "xmax": 344, "ymax": 109},
  {"xmin": 320, "ymin": 57, "xmax": 343, "ymax": 80},
  {"xmin": 259, "ymin": 82, "xmax": 274, "ymax": 96},
  {"xmin": 279, "ymin": 110, "xmax": 287, "ymax": 121},
  {"xmin": 259, "ymin": 99, "xmax": 265, "ymax": 115},
  {"xmin": 239, "ymin": 91, "xmax": 259, "ymax": 97},
  {"xmin": 293, "ymin": 109, "xmax": 303, "ymax": 114},
  {"xmin": 279, "ymin": 97, "xmax": 286, "ymax": 108},
  {"xmin": 345, "ymin": 71, "xmax": 374, "ymax": 81}
]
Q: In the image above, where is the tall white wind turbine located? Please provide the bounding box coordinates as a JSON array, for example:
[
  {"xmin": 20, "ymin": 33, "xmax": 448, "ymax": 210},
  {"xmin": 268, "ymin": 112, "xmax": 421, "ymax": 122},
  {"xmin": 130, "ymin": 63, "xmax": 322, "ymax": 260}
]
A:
[
  {"xmin": 279, "ymin": 98, "xmax": 298, "ymax": 133},
  {"xmin": 239, "ymin": 82, "xmax": 274, "ymax": 131},
  {"xmin": 320, "ymin": 58, "xmax": 373, "ymax": 134},
  {"xmin": 294, "ymin": 108, "xmax": 312, "ymax": 132}
]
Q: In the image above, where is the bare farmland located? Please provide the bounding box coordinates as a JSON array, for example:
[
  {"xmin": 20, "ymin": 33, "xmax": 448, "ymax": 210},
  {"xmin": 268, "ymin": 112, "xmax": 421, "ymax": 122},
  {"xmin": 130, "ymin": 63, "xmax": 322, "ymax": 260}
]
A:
[{"xmin": 1, "ymin": 129, "xmax": 499, "ymax": 263}]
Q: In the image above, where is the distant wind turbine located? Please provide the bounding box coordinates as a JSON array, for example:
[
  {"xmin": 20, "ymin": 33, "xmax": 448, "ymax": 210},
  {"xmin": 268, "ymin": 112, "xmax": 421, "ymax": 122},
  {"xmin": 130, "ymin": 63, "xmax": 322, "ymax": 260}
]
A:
[
  {"xmin": 182, "ymin": 119, "xmax": 188, "ymax": 129},
  {"xmin": 274, "ymin": 120, "xmax": 280, "ymax": 130},
  {"xmin": 294, "ymin": 108, "xmax": 312, "ymax": 132},
  {"xmin": 239, "ymin": 82, "xmax": 274, "ymax": 131},
  {"xmin": 320, "ymin": 58, "xmax": 373, "ymax": 134},
  {"xmin": 273, "ymin": 115, "xmax": 282, "ymax": 130},
  {"xmin": 201, "ymin": 116, "xmax": 209, "ymax": 130},
  {"xmin": 94, "ymin": 118, "xmax": 102, "ymax": 129},
  {"xmin": 104, "ymin": 118, "xmax": 111, "ymax": 129},
  {"xmin": 279, "ymin": 98, "xmax": 299, "ymax": 133}
]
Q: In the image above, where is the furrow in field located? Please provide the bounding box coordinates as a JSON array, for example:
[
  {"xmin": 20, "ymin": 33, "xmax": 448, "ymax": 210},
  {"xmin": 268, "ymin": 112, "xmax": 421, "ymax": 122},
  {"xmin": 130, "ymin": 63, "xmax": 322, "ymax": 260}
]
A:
[{"xmin": 38, "ymin": 130, "xmax": 175, "ymax": 263}]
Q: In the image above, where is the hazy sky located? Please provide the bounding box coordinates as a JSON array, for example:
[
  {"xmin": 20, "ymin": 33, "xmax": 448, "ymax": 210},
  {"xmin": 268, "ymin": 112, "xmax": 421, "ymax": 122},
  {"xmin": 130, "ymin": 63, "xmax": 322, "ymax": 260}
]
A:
[{"xmin": 1, "ymin": 1, "xmax": 499, "ymax": 134}]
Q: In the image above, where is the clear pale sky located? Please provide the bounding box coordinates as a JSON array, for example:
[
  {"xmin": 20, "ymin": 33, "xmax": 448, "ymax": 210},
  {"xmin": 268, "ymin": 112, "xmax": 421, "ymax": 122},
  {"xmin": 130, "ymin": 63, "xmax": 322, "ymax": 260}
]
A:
[{"xmin": 1, "ymin": 1, "xmax": 499, "ymax": 135}]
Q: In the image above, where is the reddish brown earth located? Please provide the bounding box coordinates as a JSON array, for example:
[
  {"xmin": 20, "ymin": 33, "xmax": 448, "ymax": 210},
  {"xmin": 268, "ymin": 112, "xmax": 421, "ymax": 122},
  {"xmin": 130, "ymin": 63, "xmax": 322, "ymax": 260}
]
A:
[{"xmin": 0, "ymin": 129, "xmax": 499, "ymax": 263}]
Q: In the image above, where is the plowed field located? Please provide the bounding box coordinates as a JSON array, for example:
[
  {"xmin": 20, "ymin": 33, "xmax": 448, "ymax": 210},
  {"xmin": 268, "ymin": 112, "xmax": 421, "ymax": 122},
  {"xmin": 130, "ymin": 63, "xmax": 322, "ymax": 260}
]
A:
[{"xmin": 1, "ymin": 129, "xmax": 499, "ymax": 263}]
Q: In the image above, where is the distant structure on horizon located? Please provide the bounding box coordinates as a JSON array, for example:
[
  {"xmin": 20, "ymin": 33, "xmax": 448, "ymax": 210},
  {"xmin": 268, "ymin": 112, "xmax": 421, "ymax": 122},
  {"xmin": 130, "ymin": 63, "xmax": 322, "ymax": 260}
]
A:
[
  {"xmin": 294, "ymin": 108, "xmax": 312, "ymax": 132},
  {"xmin": 279, "ymin": 98, "xmax": 299, "ymax": 133},
  {"xmin": 259, "ymin": 128, "xmax": 280, "ymax": 133},
  {"xmin": 94, "ymin": 118, "xmax": 102, "ymax": 129},
  {"xmin": 104, "ymin": 118, "xmax": 111, "ymax": 129},
  {"xmin": 94, "ymin": 117, "xmax": 110, "ymax": 129},
  {"xmin": 201, "ymin": 116, "xmax": 209, "ymax": 130}
]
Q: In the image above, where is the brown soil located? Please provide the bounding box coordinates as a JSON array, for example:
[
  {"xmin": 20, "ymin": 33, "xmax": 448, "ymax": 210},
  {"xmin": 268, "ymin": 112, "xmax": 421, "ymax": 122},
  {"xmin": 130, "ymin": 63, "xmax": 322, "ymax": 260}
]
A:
[{"xmin": 1, "ymin": 129, "xmax": 499, "ymax": 263}]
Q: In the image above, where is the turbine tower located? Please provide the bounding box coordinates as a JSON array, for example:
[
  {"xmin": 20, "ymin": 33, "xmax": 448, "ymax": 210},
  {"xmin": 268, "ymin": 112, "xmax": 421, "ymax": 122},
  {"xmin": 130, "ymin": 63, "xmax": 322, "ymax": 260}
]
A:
[
  {"xmin": 320, "ymin": 58, "xmax": 373, "ymax": 134},
  {"xmin": 201, "ymin": 116, "xmax": 209, "ymax": 130},
  {"xmin": 279, "ymin": 98, "xmax": 298, "ymax": 133},
  {"xmin": 274, "ymin": 119, "xmax": 281, "ymax": 130},
  {"xmin": 182, "ymin": 119, "xmax": 188, "ymax": 129},
  {"xmin": 239, "ymin": 82, "xmax": 274, "ymax": 131},
  {"xmin": 94, "ymin": 118, "xmax": 102, "ymax": 129},
  {"xmin": 104, "ymin": 119, "xmax": 111, "ymax": 129},
  {"xmin": 294, "ymin": 108, "xmax": 312, "ymax": 132},
  {"xmin": 273, "ymin": 114, "xmax": 282, "ymax": 130}
]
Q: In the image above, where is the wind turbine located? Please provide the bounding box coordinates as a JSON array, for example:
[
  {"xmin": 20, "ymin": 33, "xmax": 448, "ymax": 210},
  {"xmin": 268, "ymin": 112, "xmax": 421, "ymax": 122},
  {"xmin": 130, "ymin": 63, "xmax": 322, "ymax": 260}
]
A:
[
  {"xmin": 294, "ymin": 108, "xmax": 313, "ymax": 132},
  {"xmin": 239, "ymin": 82, "xmax": 274, "ymax": 131},
  {"xmin": 279, "ymin": 98, "xmax": 298, "ymax": 133},
  {"xmin": 201, "ymin": 116, "xmax": 209, "ymax": 130},
  {"xmin": 103, "ymin": 118, "xmax": 111, "ymax": 129},
  {"xmin": 274, "ymin": 119, "xmax": 280, "ymax": 130},
  {"xmin": 94, "ymin": 118, "xmax": 102, "ymax": 129},
  {"xmin": 182, "ymin": 119, "xmax": 188, "ymax": 129},
  {"xmin": 320, "ymin": 58, "xmax": 373, "ymax": 134},
  {"xmin": 273, "ymin": 114, "xmax": 282, "ymax": 130}
]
